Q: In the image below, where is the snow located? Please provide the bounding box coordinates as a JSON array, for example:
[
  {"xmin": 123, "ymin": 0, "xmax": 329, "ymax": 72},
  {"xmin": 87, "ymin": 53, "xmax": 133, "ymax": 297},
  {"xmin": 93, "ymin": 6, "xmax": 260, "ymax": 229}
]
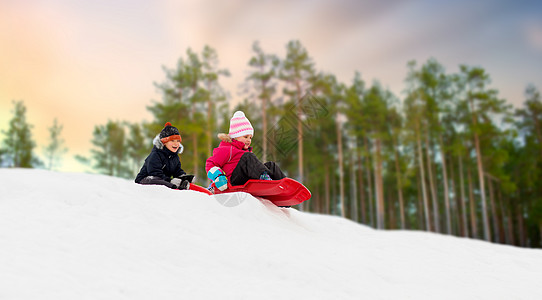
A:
[{"xmin": 1, "ymin": 169, "xmax": 542, "ymax": 299}]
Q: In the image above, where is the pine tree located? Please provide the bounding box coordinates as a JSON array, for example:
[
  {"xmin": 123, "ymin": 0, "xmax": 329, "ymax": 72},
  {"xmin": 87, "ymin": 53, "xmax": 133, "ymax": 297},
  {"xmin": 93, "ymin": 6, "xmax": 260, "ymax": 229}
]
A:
[
  {"xmin": 150, "ymin": 50, "xmax": 205, "ymax": 183},
  {"xmin": 185, "ymin": 48, "xmax": 205, "ymax": 181},
  {"xmin": 458, "ymin": 65, "xmax": 511, "ymax": 242},
  {"xmin": 310, "ymin": 72, "xmax": 347, "ymax": 216},
  {"xmin": 89, "ymin": 120, "xmax": 131, "ymax": 178},
  {"xmin": 516, "ymin": 84, "xmax": 542, "ymax": 157},
  {"xmin": 446, "ymin": 73, "xmax": 473, "ymax": 237},
  {"xmin": 347, "ymin": 82, "xmax": 392, "ymax": 229},
  {"xmin": 1, "ymin": 100, "xmax": 36, "ymax": 168},
  {"xmin": 418, "ymin": 59, "xmax": 452, "ymax": 234},
  {"xmin": 246, "ymin": 41, "xmax": 279, "ymax": 162},
  {"xmin": 387, "ymin": 106, "xmax": 406, "ymax": 229},
  {"xmin": 345, "ymin": 72, "xmax": 368, "ymax": 223},
  {"xmin": 279, "ymin": 40, "xmax": 316, "ymax": 211},
  {"xmin": 0, "ymin": 148, "xmax": 6, "ymax": 167},
  {"xmin": 370, "ymin": 84, "xmax": 391, "ymax": 229},
  {"xmin": 404, "ymin": 61, "xmax": 431, "ymax": 231},
  {"xmin": 125, "ymin": 122, "xmax": 149, "ymax": 176},
  {"xmin": 43, "ymin": 118, "xmax": 67, "ymax": 170},
  {"xmin": 514, "ymin": 84, "xmax": 542, "ymax": 246}
]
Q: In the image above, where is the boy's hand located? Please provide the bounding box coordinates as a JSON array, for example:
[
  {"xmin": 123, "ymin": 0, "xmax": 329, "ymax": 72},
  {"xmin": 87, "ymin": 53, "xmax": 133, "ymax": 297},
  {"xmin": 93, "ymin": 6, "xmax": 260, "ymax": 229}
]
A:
[
  {"xmin": 171, "ymin": 177, "xmax": 183, "ymax": 187},
  {"xmin": 208, "ymin": 167, "xmax": 228, "ymax": 191},
  {"xmin": 179, "ymin": 174, "xmax": 195, "ymax": 183}
]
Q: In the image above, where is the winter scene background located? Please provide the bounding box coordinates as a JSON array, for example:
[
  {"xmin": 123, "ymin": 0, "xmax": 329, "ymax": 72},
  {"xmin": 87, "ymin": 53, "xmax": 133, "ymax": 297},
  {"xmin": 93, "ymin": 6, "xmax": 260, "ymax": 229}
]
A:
[{"xmin": 2, "ymin": 1, "xmax": 542, "ymax": 298}]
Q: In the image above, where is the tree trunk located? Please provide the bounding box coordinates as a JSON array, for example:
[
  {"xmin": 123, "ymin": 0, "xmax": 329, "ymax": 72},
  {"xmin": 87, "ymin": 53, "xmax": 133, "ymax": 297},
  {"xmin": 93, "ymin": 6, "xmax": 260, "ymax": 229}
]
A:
[
  {"xmin": 358, "ymin": 142, "xmax": 366, "ymax": 224},
  {"xmin": 207, "ymin": 98, "xmax": 213, "ymax": 156},
  {"xmin": 364, "ymin": 137, "xmax": 375, "ymax": 228},
  {"xmin": 350, "ymin": 146, "xmax": 358, "ymax": 222},
  {"xmin": 270, "ymin": 114, "xmax": 277, "ymax": 161},
  {"xmin": 374, "ymin": 137, "xmax": 385, "ymax": 229},
  {"xmin": 458, "ymin": 155, "xmax": 469, "ymax": 237},
  {"xmin": 337, "ymin": 118, "xmax": 345, "ymax": 217},
  {"xmin": 192, "ymin": 132, "xmax": 199, "ymax": 180},
  {"xmin": 393, "ymin": 135, "xmax": 405, "ymax": 229},
  {"xmin": 506, "ymin": 196, "xmax": 515, "ymax": 245},
  {"xmin": 189, "ymin": 87, "xmax": 199, "ymax": 181},
  {"xmin": 425, "ymin": 129, "xmax": 440, "ymax": 233},
  {"xmin": 467, "ymin": 167, "xmax": 478, "ymax": 239},
  {"xmin": 449, "ymin": 155, "xmax": 459, "ymax": 235},
  {"xmin": 517, "ymin": 206, "xmax": 525, "ymax": 247},
  {"xmin": 325, "ymin": 162, "xmax": 330, "ymax": 215},
  {"xmin": 438, "ymin": 136, "xmax": 452, "ymax": 234},
  {"xmin": 416, "ymin": 175, "xmax": 424, "ymax": 230},
  {"xmin": 473, "ymin": 131, "xmax": 490, "ymax": 241},
  {"xmin": 501, "ymin": 196, "xmax": 511, "ymax": 245},
  {"xmin": 315, "ymin": 189, "xmax": 321, "ymax": 213},
  {"xmin": 416, "ymin": 124, "xmax": 431, "ymax": 231},
  {"xmin": 331, "ymin": 166, "xmax": 336, "ymax": 214},
  {"xmin": 487, "ymin": 177, "xmax": 500, "ymax": 243},
  {"xmin": 469, "ymin": 99, "xmax": 490, "ymax": 241},
  {"xmin": 296, "ymin": 80, "xmax": 304, "ymax": 211},
  {"xmin": 497, "ymin": 189, "xmax": 507, "ymax": 243},
  {"xmin": 387, "ymin": 193, "xmax": 396, "ymax": 229},
  {"xmin": 262, "ymin": 79, "xmax": 268, "ymax": 162}
]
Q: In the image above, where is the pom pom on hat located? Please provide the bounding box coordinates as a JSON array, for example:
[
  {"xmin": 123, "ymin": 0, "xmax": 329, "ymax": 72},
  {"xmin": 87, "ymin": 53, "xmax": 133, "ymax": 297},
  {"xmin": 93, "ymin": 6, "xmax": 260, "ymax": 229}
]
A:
[
  {"xmin": 229, "ymin": 111, "xmax": 254, "ymax": 138},
  {"xmin": 160, "ymin": 122, "xmax": 182, "ymax": 143}
]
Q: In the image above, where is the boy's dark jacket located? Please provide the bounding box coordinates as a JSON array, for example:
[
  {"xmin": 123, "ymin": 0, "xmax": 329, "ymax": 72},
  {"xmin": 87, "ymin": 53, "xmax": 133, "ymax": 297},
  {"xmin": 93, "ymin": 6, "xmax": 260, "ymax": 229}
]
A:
[{"xmin": 135, "ymin": 135, "xmax": 186, "ymax": 183}]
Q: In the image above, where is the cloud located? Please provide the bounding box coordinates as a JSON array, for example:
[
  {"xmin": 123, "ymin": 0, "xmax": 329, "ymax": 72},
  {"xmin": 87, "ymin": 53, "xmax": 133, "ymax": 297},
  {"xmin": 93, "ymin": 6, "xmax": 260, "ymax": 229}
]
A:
[{"xmin": 525, "ymin": 21, "xmax": 542, "ymax": 52}]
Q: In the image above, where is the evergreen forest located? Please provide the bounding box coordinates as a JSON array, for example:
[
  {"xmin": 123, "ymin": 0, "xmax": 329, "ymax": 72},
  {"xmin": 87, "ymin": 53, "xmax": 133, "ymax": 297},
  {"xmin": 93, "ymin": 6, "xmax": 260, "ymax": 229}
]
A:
[{"xmin": 2, "ymin": 40, "xmax": 542, "ymax": 248}]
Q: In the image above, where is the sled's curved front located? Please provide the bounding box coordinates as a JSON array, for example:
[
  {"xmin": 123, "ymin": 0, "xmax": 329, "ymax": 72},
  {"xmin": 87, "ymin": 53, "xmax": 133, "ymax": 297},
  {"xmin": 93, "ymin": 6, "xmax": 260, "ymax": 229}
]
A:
[{"xmin": 213, "ymin": 178, "xmax": 311, "ymax": 206}]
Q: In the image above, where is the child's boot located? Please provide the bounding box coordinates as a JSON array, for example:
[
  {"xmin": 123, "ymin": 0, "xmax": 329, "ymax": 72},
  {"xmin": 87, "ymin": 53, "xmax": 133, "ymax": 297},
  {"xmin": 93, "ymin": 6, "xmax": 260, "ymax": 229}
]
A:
[{"xmin": 259, "ymin": 171, "xmax": 272, "ymax": 180}]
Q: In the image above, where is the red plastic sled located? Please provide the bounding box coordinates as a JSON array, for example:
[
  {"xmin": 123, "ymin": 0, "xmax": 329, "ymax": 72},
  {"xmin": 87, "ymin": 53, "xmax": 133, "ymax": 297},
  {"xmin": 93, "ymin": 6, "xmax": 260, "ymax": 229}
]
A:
[
  {"xmin": 212, "ymin": 178, "xmax": 311, "ymax": 207},
  {"xmin": 188, "ymin": 183, "xmax": 214, "ymax": 195}
]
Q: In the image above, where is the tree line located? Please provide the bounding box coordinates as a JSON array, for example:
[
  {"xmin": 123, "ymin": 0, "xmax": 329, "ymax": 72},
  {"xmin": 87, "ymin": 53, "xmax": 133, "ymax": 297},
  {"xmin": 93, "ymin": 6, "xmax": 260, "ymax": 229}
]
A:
[
  {"xmin": 0, "ymin": 100, "xmax": 66, "ymax": 170},
  {"xmin": 2, "ymin": 40, "xmax": 541, "ymax": 248}
]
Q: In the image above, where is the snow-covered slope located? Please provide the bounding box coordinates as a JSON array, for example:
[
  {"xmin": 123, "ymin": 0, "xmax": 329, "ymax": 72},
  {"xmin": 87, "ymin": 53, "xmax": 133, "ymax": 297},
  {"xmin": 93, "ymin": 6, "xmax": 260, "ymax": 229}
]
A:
[{"xmin": 1, "ymin": 169, "xmax": 542, "ymax": 299}]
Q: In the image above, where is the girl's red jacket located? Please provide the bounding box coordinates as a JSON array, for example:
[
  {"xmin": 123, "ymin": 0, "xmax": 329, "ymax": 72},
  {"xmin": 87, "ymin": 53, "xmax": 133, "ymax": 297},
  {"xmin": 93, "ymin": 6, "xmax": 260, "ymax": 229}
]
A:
[{"xmin": 205, "ymin": 139, "xmax": 253, "ymax": 181}]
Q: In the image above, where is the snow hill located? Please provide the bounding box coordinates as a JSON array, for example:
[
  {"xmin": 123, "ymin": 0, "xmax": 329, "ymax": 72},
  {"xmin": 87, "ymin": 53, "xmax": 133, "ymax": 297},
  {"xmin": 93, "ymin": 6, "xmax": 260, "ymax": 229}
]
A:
[{"xmin": 1, "ymin": 169, "xmax": 542, "ymax": 299}]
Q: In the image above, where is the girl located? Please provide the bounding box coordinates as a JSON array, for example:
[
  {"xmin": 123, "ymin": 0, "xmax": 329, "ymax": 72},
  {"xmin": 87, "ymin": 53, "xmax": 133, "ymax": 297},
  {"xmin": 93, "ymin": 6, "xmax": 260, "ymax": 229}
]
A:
[
  {"xmin": 205, "ymin": 111, "xmax": 285, "ymax": 191},
  {"xmin": 135, "ymin": 122, "xmax": 194, "ymax": 189}
]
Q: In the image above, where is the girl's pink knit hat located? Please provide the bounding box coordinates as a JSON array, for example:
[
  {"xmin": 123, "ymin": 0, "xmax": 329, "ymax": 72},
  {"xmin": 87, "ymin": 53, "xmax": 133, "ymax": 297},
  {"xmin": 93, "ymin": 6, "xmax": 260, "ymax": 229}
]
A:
[{"xmin": 229, "ymin": 111, "xmax": 254, "ymax": 138}]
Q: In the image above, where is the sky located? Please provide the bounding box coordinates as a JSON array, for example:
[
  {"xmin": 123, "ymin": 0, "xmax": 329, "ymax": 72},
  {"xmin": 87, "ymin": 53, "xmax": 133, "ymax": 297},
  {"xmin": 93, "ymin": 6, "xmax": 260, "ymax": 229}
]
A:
[
  {"xmin": 1, "ymin": 0, "xmax": 542, "ymax": 172},
  {"xmin": 1, "ymin": 168, "xmax": 542, "ymax": 299}
]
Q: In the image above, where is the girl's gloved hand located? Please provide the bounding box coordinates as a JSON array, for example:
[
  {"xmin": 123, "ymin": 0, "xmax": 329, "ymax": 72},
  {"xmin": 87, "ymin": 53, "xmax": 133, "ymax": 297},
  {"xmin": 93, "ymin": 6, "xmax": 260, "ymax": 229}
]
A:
[{"xmin": 208, "ymin": 167, "xmax": 228, "ymax": 191}]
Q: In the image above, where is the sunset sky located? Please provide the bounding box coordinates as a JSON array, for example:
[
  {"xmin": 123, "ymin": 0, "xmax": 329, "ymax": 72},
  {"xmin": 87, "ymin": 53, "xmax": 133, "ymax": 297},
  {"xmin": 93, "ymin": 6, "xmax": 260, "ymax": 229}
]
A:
[{"xmin": 1, "ymin": 0, "xmax": 542, "ymax": 173}]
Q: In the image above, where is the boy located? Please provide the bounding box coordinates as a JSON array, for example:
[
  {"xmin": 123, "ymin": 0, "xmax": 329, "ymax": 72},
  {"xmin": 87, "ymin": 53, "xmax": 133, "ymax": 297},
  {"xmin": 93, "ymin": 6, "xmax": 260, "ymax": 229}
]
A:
[{"xmin": 135, "ymin": 122, "xmax": 194, "ymax": 189}]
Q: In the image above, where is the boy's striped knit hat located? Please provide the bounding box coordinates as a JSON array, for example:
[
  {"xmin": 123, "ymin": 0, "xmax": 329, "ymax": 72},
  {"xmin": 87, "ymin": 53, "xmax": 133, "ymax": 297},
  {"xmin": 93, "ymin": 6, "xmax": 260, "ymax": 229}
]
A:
[
  {"xmin": 160, "ymin": 122, "xmax": 182, "ymax": 143},
  {"xmin": 229, "ymin": 111, "xmax": 254, "ymax": 138}
]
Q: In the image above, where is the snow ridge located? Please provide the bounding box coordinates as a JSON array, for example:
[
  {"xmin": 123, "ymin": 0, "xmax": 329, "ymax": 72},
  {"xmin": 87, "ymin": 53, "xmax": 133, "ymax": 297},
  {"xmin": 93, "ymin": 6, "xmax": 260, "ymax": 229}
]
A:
[{"xmin": 1, "ymin": 169, "xmax": 542, "ymax": 299}]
